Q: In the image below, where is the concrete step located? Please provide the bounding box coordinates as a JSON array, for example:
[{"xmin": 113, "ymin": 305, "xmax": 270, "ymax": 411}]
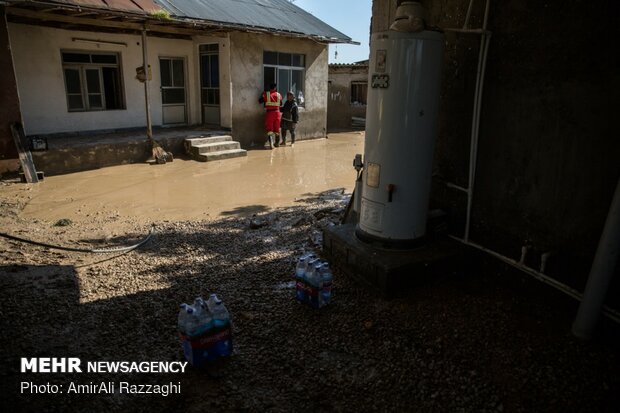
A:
[
  {"xmin": 192, "ymin": 141, "xmax": 240, "ymax": 156},
  {"xmin": 196, "ymin": 149, "xmax": 247, "ymax": 162},
  {"xmin": 184, "ymin": 135, "xmax": 232, "ymax": 154}
]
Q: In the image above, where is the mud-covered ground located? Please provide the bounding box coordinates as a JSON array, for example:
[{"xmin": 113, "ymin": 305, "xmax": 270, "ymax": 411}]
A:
[{"xmin": 0, "ymin": 183, "xmax": 619, "ymax": 412}]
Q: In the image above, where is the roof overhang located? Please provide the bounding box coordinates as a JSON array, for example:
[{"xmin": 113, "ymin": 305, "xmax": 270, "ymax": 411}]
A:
[{"xmin": 1, "ymin": 0, "xmax": 359, "ymax": 43}]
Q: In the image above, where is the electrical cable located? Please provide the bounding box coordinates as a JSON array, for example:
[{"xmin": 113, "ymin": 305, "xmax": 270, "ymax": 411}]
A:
[{"xmin": 0, "ymin": 225, "xmax": 155, "ymax": 254}]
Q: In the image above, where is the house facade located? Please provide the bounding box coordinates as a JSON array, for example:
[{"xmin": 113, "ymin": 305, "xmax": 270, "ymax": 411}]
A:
[
  {"xmin": 0, "ymin": 0, "xmax": 353, "ymax": 173},
  {"xmin": 327, "ymin": 62, "xmax": 368, "ymax": 131}
]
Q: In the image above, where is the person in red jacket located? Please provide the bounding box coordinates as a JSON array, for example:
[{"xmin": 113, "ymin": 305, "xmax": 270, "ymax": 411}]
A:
[{"xmin": 258, "ymin": 83, "xmax": 282, "ymax": 149}]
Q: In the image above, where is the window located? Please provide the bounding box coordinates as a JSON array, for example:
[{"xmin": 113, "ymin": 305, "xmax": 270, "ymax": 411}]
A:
[
  {"xmin": 351, "ymin": 81, "xmax": 368, "ymax": 106},
  {"xmin": 61, "ymin": 51, "xmax": 124, "ymax": 111},
  {"xmin": 263, "ymin": 51, "xmax": 305, "ymax": 105},
  {"xmin": 160, "ymin": 58, "xmax": 186, "ymax": 104}
]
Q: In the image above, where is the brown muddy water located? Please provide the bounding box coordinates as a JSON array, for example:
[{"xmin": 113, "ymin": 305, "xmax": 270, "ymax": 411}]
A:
[{"xmin": 11, "ymin": 132, "xmax": 364, "ymax": 223}]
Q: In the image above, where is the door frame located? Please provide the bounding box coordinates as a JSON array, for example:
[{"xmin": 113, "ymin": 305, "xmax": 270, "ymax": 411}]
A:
[{"xmin": 159, "ymin": 56, "xmax": 188, "ymax": 125}]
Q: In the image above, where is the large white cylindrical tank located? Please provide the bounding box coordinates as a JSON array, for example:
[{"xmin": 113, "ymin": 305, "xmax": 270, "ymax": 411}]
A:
[{"xmin": 357, "ymin": 30, "xmax": 444, "ymax": 246}]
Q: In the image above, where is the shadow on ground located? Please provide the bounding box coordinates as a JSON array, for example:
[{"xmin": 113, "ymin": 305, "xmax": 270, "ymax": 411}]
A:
[{"xmin": 0, "ymin": 192, "xmax": 618, "ymax": 412}]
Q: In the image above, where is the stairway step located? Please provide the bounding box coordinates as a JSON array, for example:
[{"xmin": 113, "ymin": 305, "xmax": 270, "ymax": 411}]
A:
[
  {"xmin": 192, "ymin": 141, "xmax": 240, "ymax": 155},
  {"xmin": 196, "ymin": 149, "xmax": 247, "ymax": 162},
  {"xmin": 184, "ymin": 135, "xmax": 233, "ymax": 154}
]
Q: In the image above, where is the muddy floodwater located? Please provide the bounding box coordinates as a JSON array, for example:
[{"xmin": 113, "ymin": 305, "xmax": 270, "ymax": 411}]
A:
[{"xmin": 11, "ymin": 132, "xmax": 364, "ymax": 223}]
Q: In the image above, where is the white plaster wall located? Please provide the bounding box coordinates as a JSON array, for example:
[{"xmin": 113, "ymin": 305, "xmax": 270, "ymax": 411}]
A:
[
  {"xmin": 7, "ymin": 23, "xmax": 321, "ymax": 140},
  {"xmin": 7, "ymin": 23, "xmax": 210, "ymax": 135}
]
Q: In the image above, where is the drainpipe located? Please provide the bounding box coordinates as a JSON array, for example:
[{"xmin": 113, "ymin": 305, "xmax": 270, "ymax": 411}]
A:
[
  {"xmin": 141, "ymin": 28, "xmax": 153, "ymax": 142},
  {"xmin": 572, "ymin": 178, "xmax": 620, "ymax": 339}
]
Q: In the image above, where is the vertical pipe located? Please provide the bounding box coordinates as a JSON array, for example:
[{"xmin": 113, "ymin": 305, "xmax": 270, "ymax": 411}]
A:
[
  {"xmin": 141, "ymin": 29, "xmax": 153, "ymax": 142},
  {"xmin": 464, "ymin": 0, "xmax": 491, "ymax": 242},
  {"xmin": 463, "ymin": 0, "xmax": 475, "ymax": 30},
  {"xmin": 464, "ymin": 32, "xmax": 491, "ymax": 241},
  {"xmin": 572, "ymin": 178, "xmax": 620, "ymax": 339}
]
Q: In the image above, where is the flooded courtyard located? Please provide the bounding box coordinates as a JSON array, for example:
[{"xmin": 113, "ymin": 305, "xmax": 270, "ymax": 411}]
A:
[
  {"xmin": 7, "ymin": 131, "xmax": 364, "ymax": 223},
  {"xmin": 1, "ymin": 130, "xmax": 619, "ymax": 413}
]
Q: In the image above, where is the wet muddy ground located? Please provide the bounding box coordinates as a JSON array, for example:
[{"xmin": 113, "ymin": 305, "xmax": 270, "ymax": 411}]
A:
[
  {"xmin": 7, "ymin": 132, "xmax": 364, "ymax": 224},
  {"xmin": 0, "ymin": 132, "xmax": 619, "ymax": 412}
]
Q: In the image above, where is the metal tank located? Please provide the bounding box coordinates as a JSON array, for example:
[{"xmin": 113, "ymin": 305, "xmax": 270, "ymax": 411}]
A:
[{"xmin": 356, "ymin": 29, "xmax": 444, "ymax": 247}]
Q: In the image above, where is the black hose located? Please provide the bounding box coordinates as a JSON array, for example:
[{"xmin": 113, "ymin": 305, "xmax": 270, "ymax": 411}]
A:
[{"xmin": 0, "ymin": 225, "xmax": 154, "ymax": 254}]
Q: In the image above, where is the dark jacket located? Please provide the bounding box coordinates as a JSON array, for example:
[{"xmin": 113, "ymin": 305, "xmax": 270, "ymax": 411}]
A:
[{"xmin": 280, "ymin": 99, "xmax": 299, "ymax": 123}]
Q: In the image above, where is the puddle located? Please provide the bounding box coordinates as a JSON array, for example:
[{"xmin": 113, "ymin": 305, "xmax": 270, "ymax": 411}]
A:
[{"xmin": 13, "ymin": 132, "xmax": 364, "ymax": 224}]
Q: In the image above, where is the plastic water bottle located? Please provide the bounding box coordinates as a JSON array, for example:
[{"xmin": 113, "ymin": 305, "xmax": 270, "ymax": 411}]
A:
[
  {"xmin": 206, "ymin": 294, "xmax": 218, "ymax": 312},
  {"xmin": 305, "ymin": 258, "xmax": 319, "ymax": 281},
  {"xmin": 191, "ymin": 297, "xmax": 213, "ymax": 337},
  {"xmin": 178, "ymin": 303, "xmax": 193, "ymax": 335},
  {"xmin": 207, "ymin": 295, "xmax": 232, "ymax": 357},
  {"xmin": 320, "ymin": 264, "xmax": 333, "ymax": 306},
  {"xmin": 295, "ymin": 257, "xmax": 307, "ymax": 279},
  {"xmin": 295, "ymin": 257, "xmax": 308, "ymax": 302},
  {"xmin": 306, "ymin": 260, "xmax": 324, "ymax": 308},
  {"xmin": 210, "ymin": 298, "xmax": 230, "ymax": 328},
  {"xmin": 178, "ymin": 304, "xmax": 204, "ymax": 337},
  {"xmin": 303, "ymin": 254, "xmax": 316, "ymax": 271}
]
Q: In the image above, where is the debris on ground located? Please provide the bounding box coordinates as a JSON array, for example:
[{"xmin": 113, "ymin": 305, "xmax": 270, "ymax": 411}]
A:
[
  {"xmin": 54, "ymin": 218, "xmax": 73, "ymax": 227},
  {"xmin": 0, "ymin": 186, "xmax": 618, "ymax": 412}
]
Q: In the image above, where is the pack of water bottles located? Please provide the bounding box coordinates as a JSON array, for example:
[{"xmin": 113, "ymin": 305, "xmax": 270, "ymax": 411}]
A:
[
  {"xmin": 177, "ymin": 294, "xmax": 233, "ymax": 368},
  {"xmin": 294, "ymin": 253, "xmax": 333, "ymax": 309}
]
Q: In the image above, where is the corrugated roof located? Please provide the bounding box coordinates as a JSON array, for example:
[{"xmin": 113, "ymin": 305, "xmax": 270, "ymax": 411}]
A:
[
  {"xmin": 153, "ymin": 0, "xmax": 352, "ymax": 42},
  {"xmin": 49, "ymin": 0, "xmax": 161, "ymax": 13},
  {"xmin": 11, "ymin": 0, "xmax": 354, "ymax": 43}
]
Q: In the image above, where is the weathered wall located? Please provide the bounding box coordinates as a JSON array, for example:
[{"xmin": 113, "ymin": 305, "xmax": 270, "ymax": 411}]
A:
[
  {"xmin": 0, "ymin": 8, "xmax": 20, "ymax": 174},
  {"xmin": 7, "ymin": 23, "xmax": 230, "ymax": 135},
  {"xmin": 327, "ymin": 64, "xmax": 368, "ymax": 131},
  {"xmin": 229, "ymin": 32, "xmax": 328, "ymax": 147},
  {"xmin": 6, "ymin": 23, "xmax": 328, "ymax": 149},
  {"xmin": 371, "ymin": 0, "xmax": 620, "ymax": 295}
]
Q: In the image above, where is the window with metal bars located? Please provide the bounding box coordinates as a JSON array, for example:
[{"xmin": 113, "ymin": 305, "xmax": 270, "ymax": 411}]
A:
[{"xmin": 350, "ymin": 81, "xmax": 368, "ymax": 106}]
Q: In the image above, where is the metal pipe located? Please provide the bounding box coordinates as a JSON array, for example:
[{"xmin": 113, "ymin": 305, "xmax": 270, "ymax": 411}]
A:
[
  {"xmin": 141, "ymin": 29, "xmax": 153, "ymax": 142},
  {"xmin": 443, "ymin": 28, "xmax": 490, "ymax": 34},
  {"xmin": 464, "ymin": 31, "xmax": 491, "ymax": 241},
  {"xmin": 482, "ymin": 0, "xmax": 491, "ymax": 30},
  {"xmin": 572, "ymin": 178, "xmax": 620, "ymax": 338},
  {"xmin": 519, "ymin": 244, "xmax": 529, "ymax": 265},
  {"xmin": 463, "ymin": 0, "xmax": 475, "ymax": 29},
  {"xmin": 445, "ymin": 182, "xmax": 469, "ymax": 193},
  {"xmin": 449, "ymin": 235, "xmax": 620, "ymax": 324},
  {"xmin": 438, "ymin": 2, "xmax": 493, "ymax": 242},
  {"xmin": 540, "ymin": 252, "xmax": 551, "ymax": 273}
]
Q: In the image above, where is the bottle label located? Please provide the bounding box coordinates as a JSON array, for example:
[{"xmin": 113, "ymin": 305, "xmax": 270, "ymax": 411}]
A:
[
  {"xmin": 295, "ymin": 279, "xmax": 325, "ymax": 308},
  {"xmin": 179, "ymin": 324, "xmax": 233, "ymax": 368}
]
